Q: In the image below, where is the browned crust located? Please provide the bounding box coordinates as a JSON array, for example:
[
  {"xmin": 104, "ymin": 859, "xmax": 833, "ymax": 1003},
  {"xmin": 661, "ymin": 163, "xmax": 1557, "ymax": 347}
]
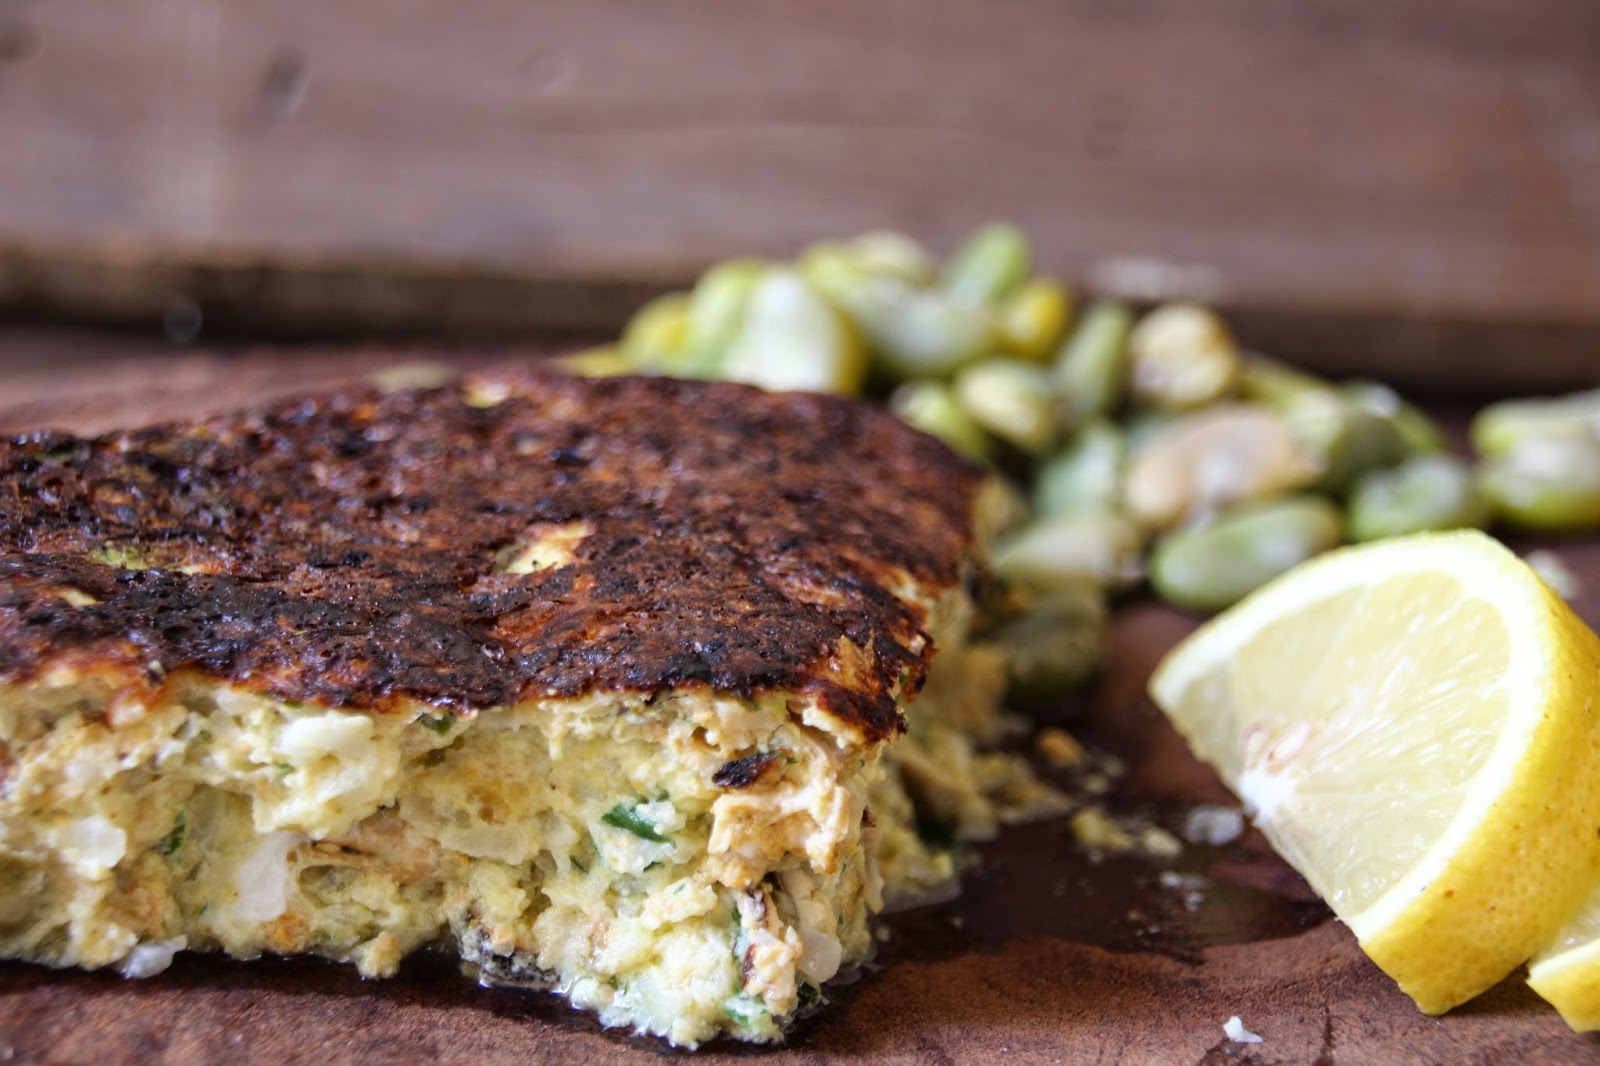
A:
[{"xmin": 0, "ymin": 366, "xmax": 982, "ymax": 742}]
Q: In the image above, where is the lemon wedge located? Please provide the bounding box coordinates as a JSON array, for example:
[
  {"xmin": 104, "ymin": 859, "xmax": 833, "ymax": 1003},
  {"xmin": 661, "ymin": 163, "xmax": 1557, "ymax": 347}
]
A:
[
  {"xmin": 1530, "ymin": 885, "xmax": 1600, "ymax": 1029},
  {"xmin": 1149, "ymin": 530, "xmax": 1600, "ymax": 1015}
]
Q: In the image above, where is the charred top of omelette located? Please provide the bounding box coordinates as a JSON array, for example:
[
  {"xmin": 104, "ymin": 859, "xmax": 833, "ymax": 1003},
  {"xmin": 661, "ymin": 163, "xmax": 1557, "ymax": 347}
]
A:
[{"xmin": 0, "ymin": 368, "xmax": 982, "ymax": 741}]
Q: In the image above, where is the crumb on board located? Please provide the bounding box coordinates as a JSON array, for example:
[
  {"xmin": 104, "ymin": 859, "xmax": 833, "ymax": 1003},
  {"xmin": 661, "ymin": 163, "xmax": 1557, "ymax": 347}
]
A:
[
  {"xmin": 1070, "ymin": 808, "xmax": 1134, "ymax": 851},
  {"xmin": 1158, "ymin": 870, "xmax": 1208, "ymax": 912},
  {"xmin": 1139, "ymin": 826, "xmax": 1182, "ymax": 859},
  {"xmin": 1183, "ymin": 804, "xmax": 1245, "ymax": 846},
  {"xmin": 1223, "ymin": 1015, "xmax": 1264, "ymax": 1044},
  {"xmin": 1035, "ymin": 727, "xmax": 1085, "ymax": 767}
]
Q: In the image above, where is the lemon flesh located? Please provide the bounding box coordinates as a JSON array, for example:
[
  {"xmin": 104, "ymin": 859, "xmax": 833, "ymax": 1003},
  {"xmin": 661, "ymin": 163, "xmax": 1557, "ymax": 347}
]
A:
[
  {"xmin": 1529, "ymin": 884, "xmax": 1600, "ymax": 1029},
  {"xmin": 1150, "ymin": 530, "xmax": 1600, "ymax": 1015}
]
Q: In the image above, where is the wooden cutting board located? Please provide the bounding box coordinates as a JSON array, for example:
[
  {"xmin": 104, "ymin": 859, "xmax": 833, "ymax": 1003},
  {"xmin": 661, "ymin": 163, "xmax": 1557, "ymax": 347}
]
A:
[{"xmin": 1, "ymin": 340, "xmax": 1597, "ymax": 1064}]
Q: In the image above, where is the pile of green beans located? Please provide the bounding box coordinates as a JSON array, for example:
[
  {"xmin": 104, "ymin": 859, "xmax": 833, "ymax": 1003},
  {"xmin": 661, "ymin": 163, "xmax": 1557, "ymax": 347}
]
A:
[{"xmin": 569, "ymin": 224, "xmax": 1600, "ymax": 699}]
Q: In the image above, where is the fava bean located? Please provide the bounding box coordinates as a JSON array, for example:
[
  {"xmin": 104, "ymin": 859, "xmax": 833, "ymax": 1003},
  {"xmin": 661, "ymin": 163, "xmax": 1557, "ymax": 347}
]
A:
[
  {"xmin": 1479, "ymin": 433, "xmax": 1600, "ymax": 533},
  {"xmin": 720, "ymin": 270, "xmax": 866, "ymax": 395},
  {"xmin": 998, "ymin": 278, "xmax": 1072, "ymax": 363},
  {"xmin": 989, "ymin": 513, "xmax": 1145, "ymax": 591},
  {"xmin": 1122, "ymin": 409, "xmax": 1182, "ymax": 456},
  {"xmin": 552, "ymin": 346, "xmax": 641, "ymax": 378},
  {"xmin": 1280, "ymin": 390, "xmax": 1407, "ymax": 495},
  {"xmin": 679, "ymin": 259, "xmax": 766, "ymax": 375},
  {"xmin": 1149, "ymin": 496, "xmax": 1344, "ymax": 612},
  {"xmin": 888, "ymin": 380, "xmax": 994, "ymax": 462},
  {"xmin": 987, "ymin": 583, "xmax": 1107, "ymax": 705},
  {"xmin": 841, "ymin": 230, "xmax": 936, "ymax": 285},
  {"xmin": 1340, "ymin": 379, "xmax": 1446, "ymax": 456},
  {"xmin": 1033, "ymin": 420, "xmax": 1124, "ymax": 518},
  {"xmin": 953, "ymin": 358, "xmax": 1060, "ymax": 457},
  {"xmin": 1123, "ymin": 404, "xmax": 1322, "ymax": 530},
  {"xmin": 620, "ymin": 292, "xmax": 692, "ymax": 369},
  {"xmin": 1127, "ymin": 303, "xmax": 1242, "ymax": 412},
  {"xmin": 1471, "ymin": 389, "xmax": 1600, "ymax": 458},
  {"xmin": 820, "ymin": 272, "xmax": 996, "ymax": 381},
  {"xmin": 1051, "ymin": 300, "xmax": 1133, "ymax": 430},
  {"xmin": 1237, "ymin": 354, "xmax": 1330, "ymax": 409},
  {"xmin": 1346, "ymin": 454, "xmax": 1487, "ymax": 542},
  {"xmin": 798, "ymin": 240, "xmax": 875, "ymax": 303},
  {"xmin": 942, "ymin": 222, "xmax": 1031, "ymax": 306},
  {"xmin": 973, "ymin": 475, "xmax": 1032, "ymax": 545}
]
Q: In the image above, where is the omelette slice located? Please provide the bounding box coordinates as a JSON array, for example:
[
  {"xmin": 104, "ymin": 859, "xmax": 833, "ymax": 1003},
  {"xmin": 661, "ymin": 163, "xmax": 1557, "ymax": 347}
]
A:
[{"xmin": 0, "ymin": 366, "xmax": 1036, "ymax": 1045}]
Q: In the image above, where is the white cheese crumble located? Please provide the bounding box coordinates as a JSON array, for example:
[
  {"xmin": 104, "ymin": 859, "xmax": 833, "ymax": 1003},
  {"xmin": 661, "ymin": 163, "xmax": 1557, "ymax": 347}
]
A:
[
  {"xmin": 231, "ymin": 831, "xmax": 298, "ymax": 923},
  {"xmin": 1223, "ymin": 1015, "xmax": 1264, "ymax": 1044},
  {"xmin": 263, "ymin": 712, "xmax": 391, "ymax": 834},
  {"xmin": 117, "ymin": 937, "xmax": 187, "ymax": 979},
  {"xmin": 277, "ymin": 712, "xmax": 377, "ymax": 763},
  {"xmin": 54, "ymin": 816, "xmax": 127, "ymax": 879}
]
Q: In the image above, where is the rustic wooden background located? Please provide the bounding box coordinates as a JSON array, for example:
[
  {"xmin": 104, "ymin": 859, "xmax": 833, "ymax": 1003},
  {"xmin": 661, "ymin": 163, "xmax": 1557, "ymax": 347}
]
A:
[{"xmin": 1, "ymin": 0, "xmax": 1598, "ymax": 389}]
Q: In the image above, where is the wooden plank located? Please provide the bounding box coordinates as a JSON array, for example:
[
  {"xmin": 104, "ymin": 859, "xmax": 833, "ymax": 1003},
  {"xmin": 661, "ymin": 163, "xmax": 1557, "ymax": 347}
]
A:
[{"xmin": 1, "ymin": 1, "xmax": 1599, "ymax": 388}]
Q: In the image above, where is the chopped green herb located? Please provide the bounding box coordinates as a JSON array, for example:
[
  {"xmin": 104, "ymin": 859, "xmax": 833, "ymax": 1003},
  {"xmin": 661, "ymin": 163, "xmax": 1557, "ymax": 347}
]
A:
[
  {"xmin": 154, "ymin": 812, "xmax": 186, "ymax": 858},
  {"xmin": 570, "ymin": 857, "xmax": 589, "ymax": 874},
  {"xmin": 672, "ymin": 882, "xmax": 687, "ymax": 894},
  {"xmin": 418, "ymin": 712, "xmax": 457, "ymax": 735},
  {"xmin": 601, "ymin": 803, "xmax": 670, "ymax": 843},
  {"xmin": 194, "ymin": 904, "xmax": 209, "ymax": 918},
  {"xmin": 195, "ymin": 729, "xmax": 212, "ymax": 743},
  {"xmin": 272, "ymin": 763, "xmax": 295, "ymax": 780},
  {"xmin": 721, "ymin": 995, "xmax": 769, "ymax": 1029},
  {"xmin": 797, "ymin": 980, "xmax": 823, "ymax": 1011}
]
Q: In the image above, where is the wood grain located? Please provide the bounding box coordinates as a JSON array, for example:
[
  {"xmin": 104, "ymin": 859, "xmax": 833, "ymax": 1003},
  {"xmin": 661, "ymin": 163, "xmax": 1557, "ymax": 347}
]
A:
[
  {"xmin": 1, "ymin": 2, "xmax": 1599, "ymax": 388},
  {"xmin": 2, "ymin": 339, "xmax": 1600, "ymax": 1063}
]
